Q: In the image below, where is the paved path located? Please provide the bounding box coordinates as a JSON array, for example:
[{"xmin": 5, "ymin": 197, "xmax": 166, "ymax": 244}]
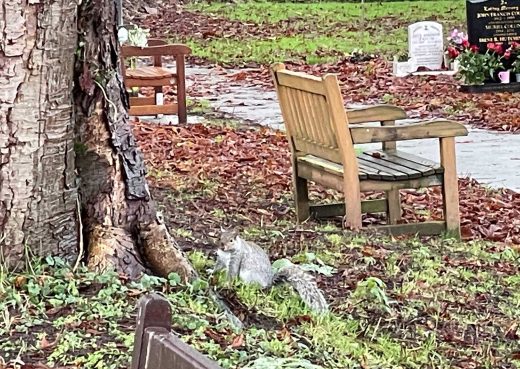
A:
[{"xmin": 164, "ymin": 66, "xmax": 520, "ymax": 191}]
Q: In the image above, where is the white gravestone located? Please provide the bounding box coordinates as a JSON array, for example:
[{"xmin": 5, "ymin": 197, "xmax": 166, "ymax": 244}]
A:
[{"xmin": 408, "ymin": 21, "xmax": 444, "ymax": 71}]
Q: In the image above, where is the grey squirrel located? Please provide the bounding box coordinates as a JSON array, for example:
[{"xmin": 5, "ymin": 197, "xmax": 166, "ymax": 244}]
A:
[{"xmin": 214, "ymin": 229, "xmax": 329, "ymax": 314}]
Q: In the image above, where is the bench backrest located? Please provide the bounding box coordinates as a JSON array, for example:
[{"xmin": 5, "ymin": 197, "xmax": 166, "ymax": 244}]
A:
[
  {"xmin": 131, "ymin": 293, "xmax": 223, "ymax": 369},
  {"xmin": 271, "ymin": 63, "xmax": 356, "ymax": 166}
]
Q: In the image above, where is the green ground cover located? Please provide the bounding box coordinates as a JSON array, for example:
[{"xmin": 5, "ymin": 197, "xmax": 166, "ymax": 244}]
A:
[
  {"xmin": 2, "ymin": 232, "xmax": 519, "ymax": 369},
  {"xmin": 3, "ymin": 118, "xmax": 518, "ymax": 369},
  {"xmin": 179, "ymin": 0, "xmax": 466, "ymax": 64}
]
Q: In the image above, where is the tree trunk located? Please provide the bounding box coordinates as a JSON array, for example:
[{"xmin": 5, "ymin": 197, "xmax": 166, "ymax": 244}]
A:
[
  {"xmin": 0, "ymin": 0, "xmax": 78, "ymax": 267},
  {"xmin": 0, "ymin": 0, "xmax": 195, "ymax": 281}
]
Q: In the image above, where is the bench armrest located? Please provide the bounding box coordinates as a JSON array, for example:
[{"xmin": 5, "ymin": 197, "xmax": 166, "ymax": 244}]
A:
[
  {"xmin": 350, "ymin": 119, "xmax": 468, "ymax": 144},
  {"xmin": 346, "ymin": 104, "xmax": 408, "ymax": 124}
]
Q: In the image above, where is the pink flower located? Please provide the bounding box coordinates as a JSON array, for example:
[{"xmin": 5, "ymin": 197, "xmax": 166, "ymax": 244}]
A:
[{"xmin": 504, "ymin": 50, "xmax": 512, "ymax": 59}]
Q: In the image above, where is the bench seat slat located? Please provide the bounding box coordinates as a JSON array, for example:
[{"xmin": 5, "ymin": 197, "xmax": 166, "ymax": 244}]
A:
[
  {"xmin": 366, "ymin": 150, "xmax": 444, "ymax": 174},
  {"xmin": 358, "ymin": 153, "xmax": 423, "ymax": 180},
  {"xmin": 297, "ymin": 150, "xmax": 442, "ymax": 182}
]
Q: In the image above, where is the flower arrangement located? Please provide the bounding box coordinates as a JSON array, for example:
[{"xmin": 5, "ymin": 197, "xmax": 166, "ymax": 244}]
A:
[
  {"xmin": 445, "ymin": 29, "xmax": 470, "ymax": 62},
  {"xmin": 456, "ymin": 42, "xmax": 505, "ymax": 85},
  {"xmin": 505, "ymin": 42, "xmax": 520, "ymax": 74}
]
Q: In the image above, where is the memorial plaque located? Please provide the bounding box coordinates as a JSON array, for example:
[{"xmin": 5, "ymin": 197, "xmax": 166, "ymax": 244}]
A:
[
  {"xmin": 408, "ymin": 21, "xmax": 444, "ymax": 70},
  {"xmin": 467, "ymin": 0, "xmax": 520, "ymax": 51}
]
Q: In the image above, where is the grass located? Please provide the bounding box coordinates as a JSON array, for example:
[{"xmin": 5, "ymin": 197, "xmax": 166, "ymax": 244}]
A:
[
  {"xmin": 2, "ymin": 231, "xmax": 519, "ymax": 369},
  {"xmin": 188, "ymin": 1, "xmax": 465, "ymax": 25},
  {"xmin": 178, "ymin": 0, "xmax": 466, "ymax": 65}
]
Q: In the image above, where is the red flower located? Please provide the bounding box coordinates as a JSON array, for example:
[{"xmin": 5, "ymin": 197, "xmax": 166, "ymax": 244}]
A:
[
  {"xmin": 462, "ymin": 39, "xmax": 470, "ymax": 48},
  {"xmin": 470, "ymin": 45, "xmax": 480, "ymax": 53},
  {"xmin": 487, "ymin": 42, "xmax": 504, "ymax": 54},
  {"xmin": 447, "ymin": 46, "xmax": 460, "ymax": 59},
  {"xmin": 504, "ymin": 49, "xmax": 512, "ymax": 59},
  {"xmin": 511, "ymin": 41, "xmax": 520, "ymax": 49}
]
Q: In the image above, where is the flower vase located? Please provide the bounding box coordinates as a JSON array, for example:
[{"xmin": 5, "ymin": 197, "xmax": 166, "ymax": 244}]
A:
[
  {"xmin": 498, "ymin": 70, "xmax": 511, "ymax": 84},
  {"xmin": 444, "ymin": 54, "xmax": 450, "ymax": 69}
]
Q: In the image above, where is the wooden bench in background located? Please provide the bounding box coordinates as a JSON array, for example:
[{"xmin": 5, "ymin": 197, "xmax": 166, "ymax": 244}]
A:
[
  {"xmin": 271, "ymin": 63, "xmax": 469, "ymax": 237},
  {"xmin": 131, "ymin": 293, "xmax": 222, "ymax": 369},
  {"xmin": 121, "ymin": 39, "xmax": 191, "ymax": 123}
]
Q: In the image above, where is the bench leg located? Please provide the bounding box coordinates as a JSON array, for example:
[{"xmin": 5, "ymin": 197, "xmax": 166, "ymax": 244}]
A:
[
  {"xmin": 294, "ymin": 175, "xmax": 309, "ymax": 223},
  {"xmin": 385, "ymin": 189, "xmax": 401, "ymax": 224},
  {"xmin": 154, "ymin": 86, "xmax": 163, "ymax": 119},
  {"xmin": 293, "ymin": 163, "xmax": 309, "ymax": 222},
  {"xmin": 440, "ymin": 137, "xmax": 461, "ymax": 239},
  {"xmin": 176, "ymin": 55, "xmax": 187, "ymax": 124}
]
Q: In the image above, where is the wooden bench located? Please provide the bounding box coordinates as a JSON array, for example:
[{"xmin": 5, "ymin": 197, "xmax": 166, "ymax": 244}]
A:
[
  {"xmin": 271, "ymin": 63, "xmax": 468, "ymax": 237},
  {"xmin": 131, "ymin": 293, "xmax": 223, "ymax": 369},
  {"xmin": 122, "ymin": 39, "xmax": 191, "ymax": 123}
]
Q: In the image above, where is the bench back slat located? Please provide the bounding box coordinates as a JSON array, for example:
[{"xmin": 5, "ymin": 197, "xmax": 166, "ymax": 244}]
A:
[{"xmin": 273, "ymin": 66, "xmax": 344, "ymax": 163}]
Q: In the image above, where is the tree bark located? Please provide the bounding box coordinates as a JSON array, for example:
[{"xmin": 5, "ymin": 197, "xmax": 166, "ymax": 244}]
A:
[
  {"xmin": 0, "ymin": 0, "xmax": 196, "ymax": 281},
  {"xmin": 0, "ymin": 0, "xmax": 78, "ymax": 267}
]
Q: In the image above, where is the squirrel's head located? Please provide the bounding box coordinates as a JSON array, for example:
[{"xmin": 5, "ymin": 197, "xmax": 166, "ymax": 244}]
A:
[{"xmin": 219, "ymin": 226, "xmax": 239, "ymax": 250}]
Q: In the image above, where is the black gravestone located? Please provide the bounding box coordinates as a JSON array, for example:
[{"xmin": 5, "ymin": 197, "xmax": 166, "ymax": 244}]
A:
[{"xmin": 466, "ymin": 0, "xmax": 520, "ymax": 51}]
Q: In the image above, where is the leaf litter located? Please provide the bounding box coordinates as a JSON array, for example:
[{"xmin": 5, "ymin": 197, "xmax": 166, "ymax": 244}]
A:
[
  {"xmin": 133, "ymin": 120, "xmax": 520, "ymax": 245},
  {"xmin": 133, "ymin": 118, "xmax": 520, "ymax": 368}
]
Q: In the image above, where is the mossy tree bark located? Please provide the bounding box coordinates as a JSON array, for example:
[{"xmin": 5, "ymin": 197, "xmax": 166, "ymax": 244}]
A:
[{"xmin": 0, "ymin": 0, "xmax": 195, "ymax": 281}]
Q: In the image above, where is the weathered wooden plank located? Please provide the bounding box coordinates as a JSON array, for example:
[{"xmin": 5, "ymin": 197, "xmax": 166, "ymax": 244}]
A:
[
  {"xmin": 293, "ymin": 158, "xmax": 310, "ymax": 222},
  {"xmin": 129, "ymin": 104, "xmax": 178, "ymax": 116},
  {"xmin": 297, "ymin": 162, "xmax": 344, "ymax": 192},
  {"xmin": 277, "ymin": 85, "xmax": 301, "ymax": 144},
  {"xmin": 356, "ymin": 162, "xmax": 384, "ymax": 180},
  {"xmin": 121, "ymin": 44, "xmax": 191, "ymax": 58},
  {"xmin": 366, "ymin": 221, "xmax": 446, "ymax": 236},
  {"xmin": 381, "ymin": 120, "xmax": 396, "ymax": 151},
  {"xmin": 360, "ymin": 174, "xmax": 444, "ymax": 192},
  {"xmin": 350, "ymin": 120, "xmax": 468, "ymax": 144},
  {"xmin": 386, "ymin": 189, "xmax": 402, "ymax": 224},
  {"xmin": 129, "ymin": 96, "xmax": 156, "ymax": 106},
  {"xmin": 286, "ymin": 88, "xmax": 309, "ymax": 141},
  {"xmin": 124, "ymin": 77, "xmax": 176, "ymax": 88},
  {"xmin": 364, "ymin": 150, "xmax": 438, "ymax": 176},
  {"xmin": 358, "ymin": 153, "xmax": 423, "ymax": 179},
  {"xmin": 389, "ymin": 150, "xmax": 443, "ymax": 174},
  {"xmin": 132, "ymin": 294, "xmax": 223, "ymax": 369},
  {"xmin": 302, "ymin": 92, "xmax": 324, "ymax": 146},
  {"xmin": 146, "ymin": 329, "xmax": 222, "ymax": 369},
  {"xmin": 440, "ymin": 137, "xmax": 461, "ymax": 238},
  {"xmin": 324, "ymin": 73, "xmax": 363, "ymax": 230},
  {"xmin": 357, "ymin": 156, "xmax": 410, "ymax": 180},
  {"xmin": 346, "ymin": 104, "xmax": 407, "ymax": 124},
  {"xmin": 294, "ymin": 141, "xmax": 343, "ymax": 165},
  {"xmin": 312, "ymin": 94, "xmax": 337, "ymax": 148},
  {"xmin": 276, "ymin": 70, "xmax": 327, "ymax": 95},
  {"xmin": 310, "ymin": 199, "xmax": 388, "ymax": 218},
  {"xmin": 297, "ymin": 155, "xmax": 368, "ymax": 180}
]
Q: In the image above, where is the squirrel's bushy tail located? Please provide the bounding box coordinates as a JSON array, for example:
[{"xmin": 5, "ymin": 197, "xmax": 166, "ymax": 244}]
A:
[{"xmin": 274, "ymin": 262, "xmax": 329, "ymax": 314}]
